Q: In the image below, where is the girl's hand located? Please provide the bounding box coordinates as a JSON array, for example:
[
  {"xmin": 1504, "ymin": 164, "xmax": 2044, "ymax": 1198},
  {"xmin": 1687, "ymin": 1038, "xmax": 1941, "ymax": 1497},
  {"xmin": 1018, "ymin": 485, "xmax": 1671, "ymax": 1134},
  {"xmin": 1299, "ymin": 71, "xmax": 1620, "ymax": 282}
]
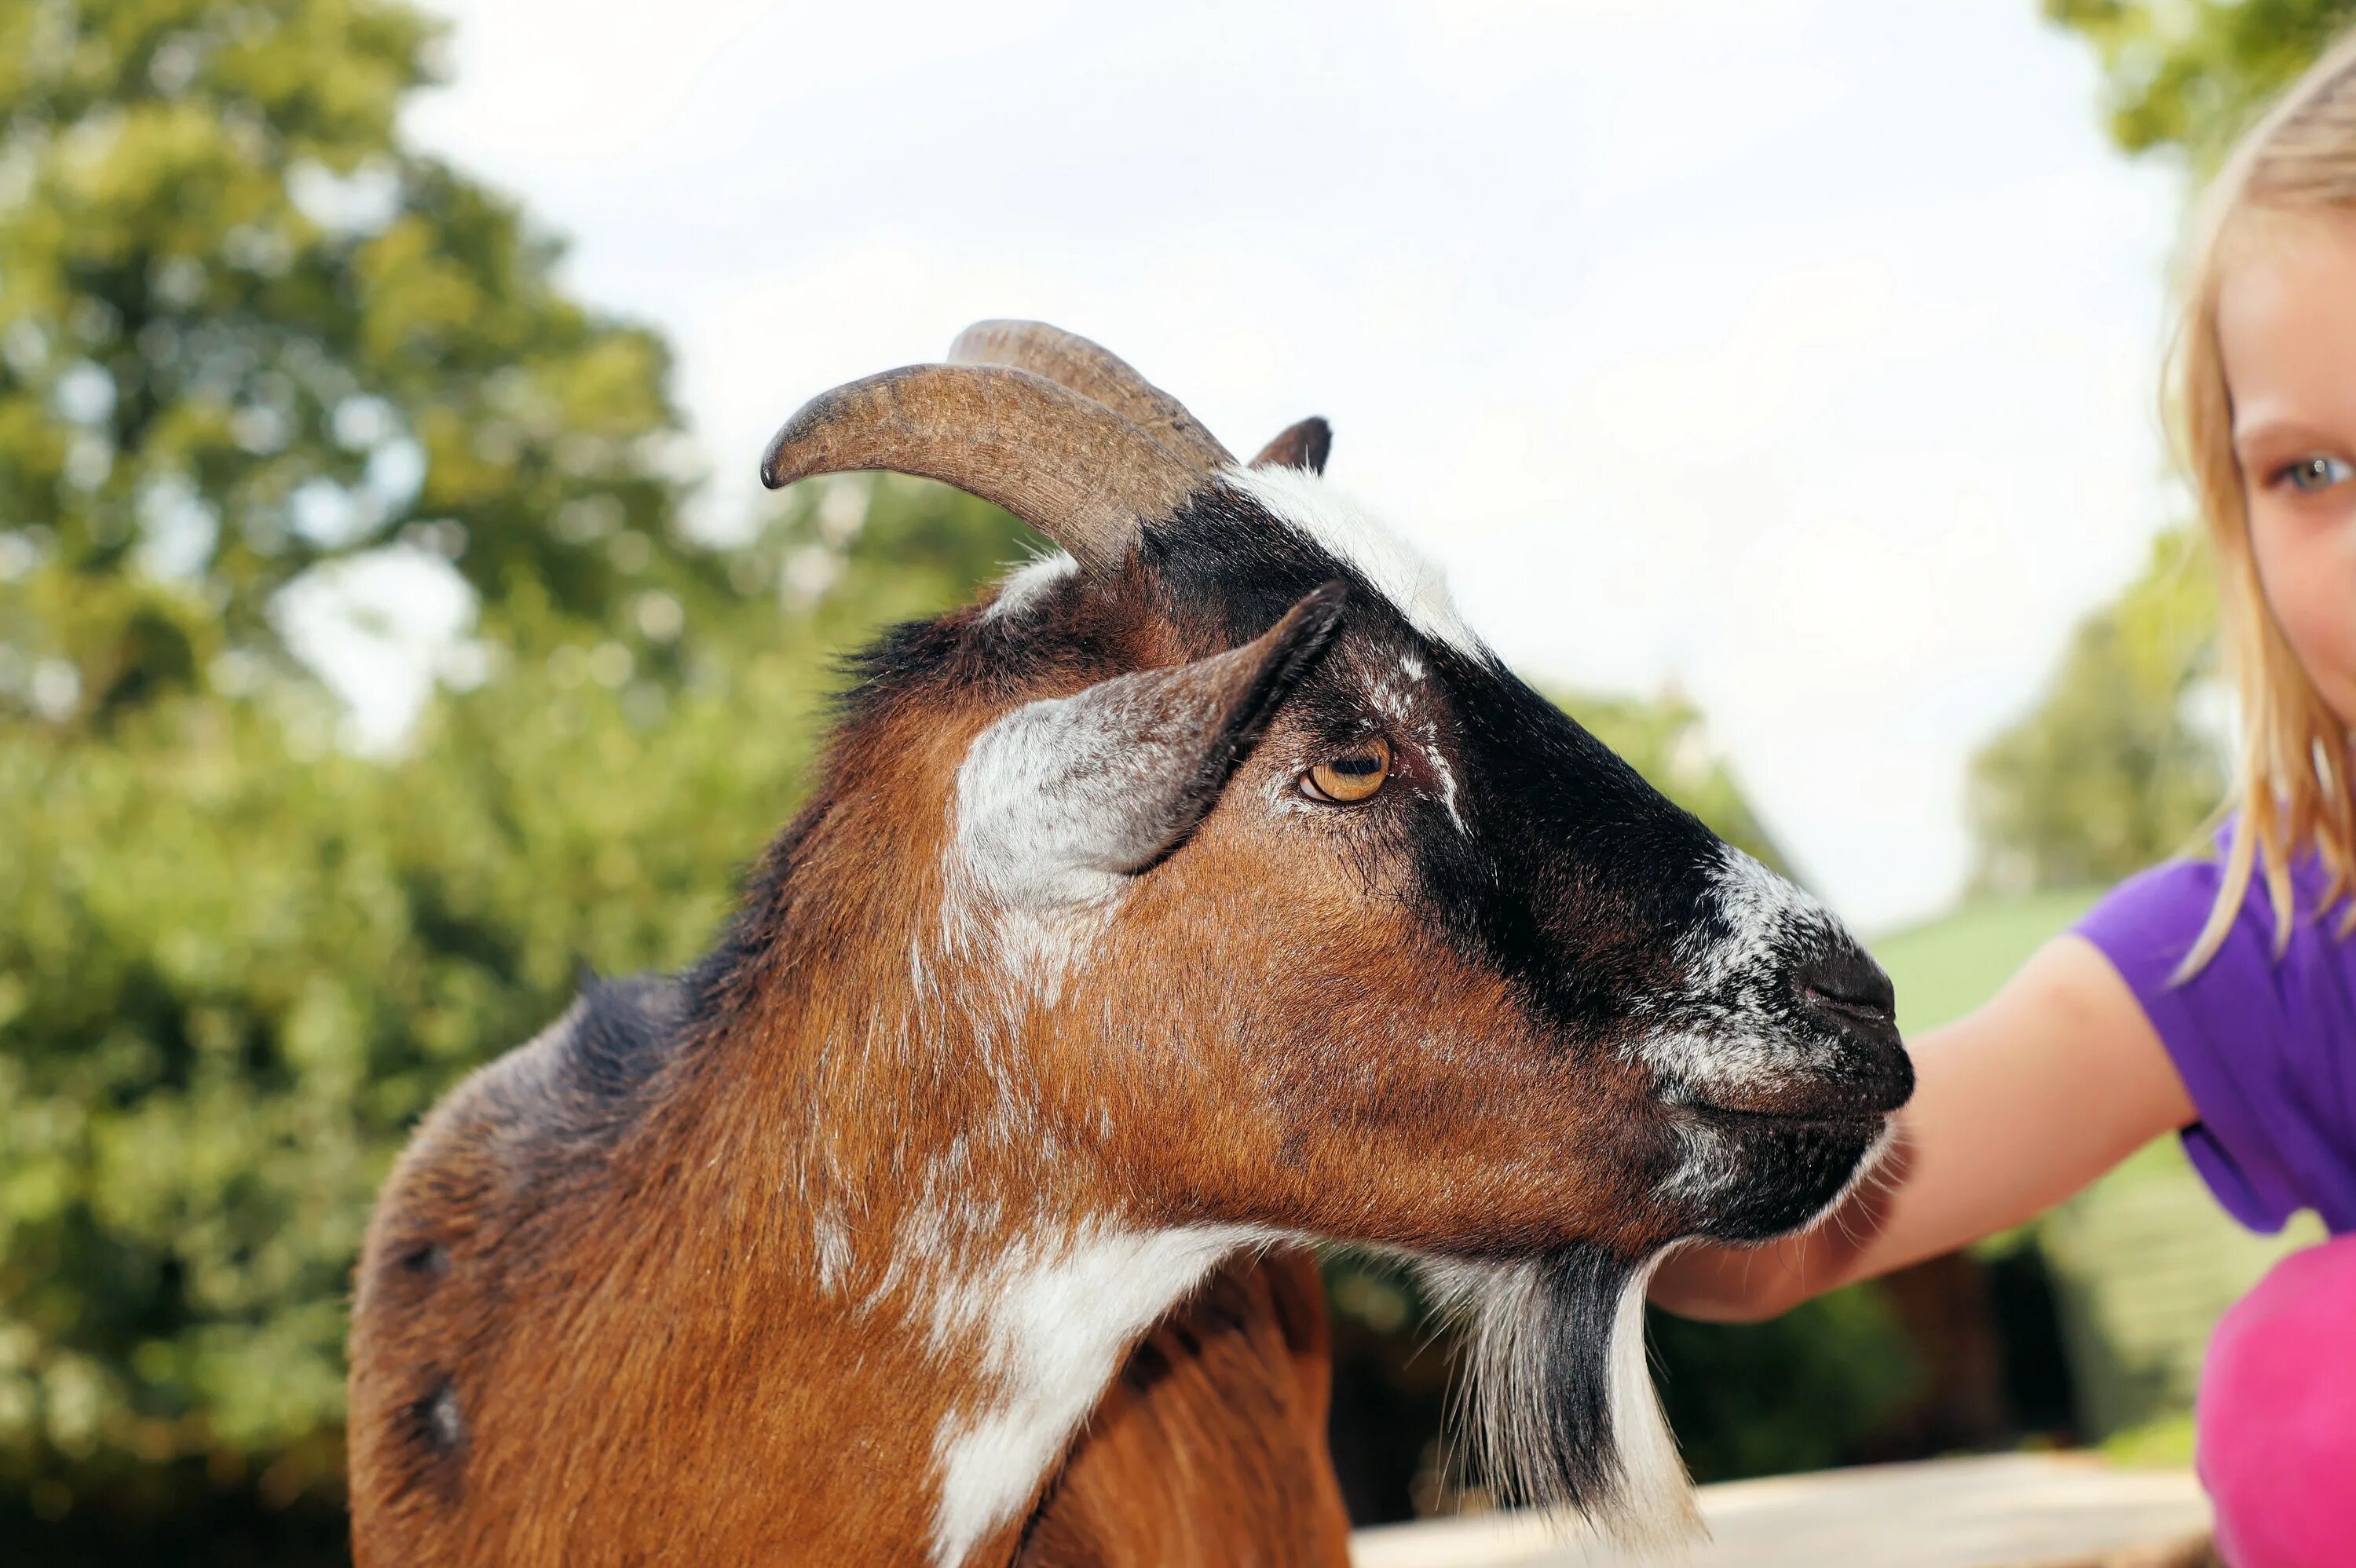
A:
[{"xmin": 1649, "ymin": 934, "xmax": 2197, "ymax": 1322}]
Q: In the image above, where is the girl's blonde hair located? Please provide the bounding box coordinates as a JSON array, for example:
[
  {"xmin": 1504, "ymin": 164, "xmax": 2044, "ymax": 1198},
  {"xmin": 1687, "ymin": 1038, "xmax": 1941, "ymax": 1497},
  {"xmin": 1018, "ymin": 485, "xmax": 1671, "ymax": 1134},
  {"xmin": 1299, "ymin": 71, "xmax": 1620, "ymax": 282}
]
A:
[{"xmin": 2173, "ymin": 27, "xmax": 2356, "ymax": 978}]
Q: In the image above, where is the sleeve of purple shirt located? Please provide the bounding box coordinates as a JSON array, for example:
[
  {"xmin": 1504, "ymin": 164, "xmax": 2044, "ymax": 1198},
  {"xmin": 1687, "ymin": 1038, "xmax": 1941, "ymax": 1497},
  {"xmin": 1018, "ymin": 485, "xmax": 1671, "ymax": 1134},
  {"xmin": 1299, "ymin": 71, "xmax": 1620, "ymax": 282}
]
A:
[{"xmin": 2075, "ymin": 854, "xmax": 2356, "ymax": 1234}]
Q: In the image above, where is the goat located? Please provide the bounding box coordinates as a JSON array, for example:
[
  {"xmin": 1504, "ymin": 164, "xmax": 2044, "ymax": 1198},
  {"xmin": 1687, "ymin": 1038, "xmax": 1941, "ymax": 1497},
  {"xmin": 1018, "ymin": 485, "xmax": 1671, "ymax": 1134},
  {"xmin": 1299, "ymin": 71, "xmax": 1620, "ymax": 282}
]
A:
[{"xmin": 347, "ymin": 320, "xmax": 1912, "ymax": 1566}]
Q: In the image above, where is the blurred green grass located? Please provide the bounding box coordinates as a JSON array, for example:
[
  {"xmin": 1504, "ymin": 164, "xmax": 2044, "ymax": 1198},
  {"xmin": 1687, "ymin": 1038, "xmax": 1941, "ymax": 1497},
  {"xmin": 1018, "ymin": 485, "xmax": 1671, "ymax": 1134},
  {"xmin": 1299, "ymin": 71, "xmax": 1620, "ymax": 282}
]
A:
[{"xmin": 1871, "ymin": 887, "xmax": 2104, "ymax": 1037}]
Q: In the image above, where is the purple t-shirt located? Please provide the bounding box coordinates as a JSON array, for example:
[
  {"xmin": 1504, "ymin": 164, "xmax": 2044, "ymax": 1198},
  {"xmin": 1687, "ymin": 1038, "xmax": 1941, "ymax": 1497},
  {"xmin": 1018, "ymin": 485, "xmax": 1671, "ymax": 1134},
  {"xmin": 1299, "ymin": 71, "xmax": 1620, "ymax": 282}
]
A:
[{"xmin": 2077, "ymin": 850, "xmax": 2356, "ymax": 1236}]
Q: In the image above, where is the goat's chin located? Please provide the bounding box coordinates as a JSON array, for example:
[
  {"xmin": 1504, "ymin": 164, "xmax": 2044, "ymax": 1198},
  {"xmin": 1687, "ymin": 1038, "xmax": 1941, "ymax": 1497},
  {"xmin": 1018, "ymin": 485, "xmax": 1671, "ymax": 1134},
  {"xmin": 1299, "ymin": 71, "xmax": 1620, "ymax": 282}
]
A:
[
  {"xmin": 1417, "ymin": 1245, "xmax": 1701, "ymax": 1550},
  {"xmin": 1681, "ymin": 1112, "xmax": 1893, "ymax": 1245}
]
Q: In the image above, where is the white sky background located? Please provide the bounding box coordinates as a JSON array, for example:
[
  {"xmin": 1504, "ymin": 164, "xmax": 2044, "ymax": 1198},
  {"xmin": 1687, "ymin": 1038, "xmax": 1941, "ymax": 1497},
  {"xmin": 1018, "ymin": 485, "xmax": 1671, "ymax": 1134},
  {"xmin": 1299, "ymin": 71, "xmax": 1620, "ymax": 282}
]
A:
[{"xmin": 393, "ymin": 0, "xmax": 2184, "ymax": 931}]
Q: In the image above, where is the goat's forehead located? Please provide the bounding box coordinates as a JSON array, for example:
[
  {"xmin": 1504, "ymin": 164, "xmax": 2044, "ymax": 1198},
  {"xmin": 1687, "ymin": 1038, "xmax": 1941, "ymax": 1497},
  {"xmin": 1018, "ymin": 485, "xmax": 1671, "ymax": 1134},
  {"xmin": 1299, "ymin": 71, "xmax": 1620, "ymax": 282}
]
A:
[{"xmin": 1220, "ymin": 465, "xmax": 1485, "ymax": 661}]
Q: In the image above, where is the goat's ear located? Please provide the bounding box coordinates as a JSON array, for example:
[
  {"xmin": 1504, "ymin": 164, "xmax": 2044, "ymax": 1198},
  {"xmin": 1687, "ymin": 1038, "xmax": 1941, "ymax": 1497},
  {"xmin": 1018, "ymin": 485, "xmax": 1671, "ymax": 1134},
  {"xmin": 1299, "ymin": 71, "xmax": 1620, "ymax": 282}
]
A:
[
  {"xmin": 1249, "ymin": 417, "xmax": 1331, "ymax": 474},
  {"xmin": 954, "ymin": 584, "xmax": 1347, "ymax": 907}
]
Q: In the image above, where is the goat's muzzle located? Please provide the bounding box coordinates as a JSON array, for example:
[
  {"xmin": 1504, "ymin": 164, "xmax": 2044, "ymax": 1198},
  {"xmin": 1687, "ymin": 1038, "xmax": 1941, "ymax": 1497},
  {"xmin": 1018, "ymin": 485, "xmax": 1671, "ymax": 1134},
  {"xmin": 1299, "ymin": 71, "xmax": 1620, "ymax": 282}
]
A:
[
  {"xmin": 1683, "ymin": 931, "xmax": 1913, "ymax": 1125},
  {"xmin": 1788, "ymin": 936, "xmax": 1912, "ymax": 1114}
]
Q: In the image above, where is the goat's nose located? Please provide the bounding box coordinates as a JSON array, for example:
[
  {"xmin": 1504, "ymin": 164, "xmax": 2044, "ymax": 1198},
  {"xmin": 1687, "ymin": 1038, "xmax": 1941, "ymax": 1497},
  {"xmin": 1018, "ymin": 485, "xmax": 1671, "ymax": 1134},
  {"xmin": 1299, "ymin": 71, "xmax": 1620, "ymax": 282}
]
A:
[
  {"xmin": 1791, "ymin": 940, "xmax": 1912, "ymax": 1113},
  {"xmin": 1794, "ymin": 941, "xmax": 1897, "ymax": 1035}
]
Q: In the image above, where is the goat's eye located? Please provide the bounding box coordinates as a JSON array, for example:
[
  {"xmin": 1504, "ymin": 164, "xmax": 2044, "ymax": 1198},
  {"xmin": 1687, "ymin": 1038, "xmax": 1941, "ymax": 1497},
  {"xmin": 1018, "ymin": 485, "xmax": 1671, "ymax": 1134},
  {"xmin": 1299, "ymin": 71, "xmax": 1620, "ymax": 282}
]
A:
[{"xmin": 1301, "ymin": 737, "xmax": 1392, "ymax": 805}]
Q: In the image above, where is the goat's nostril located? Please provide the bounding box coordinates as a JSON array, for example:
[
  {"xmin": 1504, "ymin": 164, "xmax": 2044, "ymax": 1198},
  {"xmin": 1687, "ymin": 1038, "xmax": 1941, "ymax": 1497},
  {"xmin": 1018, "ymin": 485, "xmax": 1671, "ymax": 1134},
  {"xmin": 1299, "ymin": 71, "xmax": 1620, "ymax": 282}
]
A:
[
  {"xmin": 1803, "ymin": 984, "xmax": 1893, "ymax": 1025},
  {"xmin": 1793, "ymin": 946, "xmax": 1897, "ymax": 1030}
]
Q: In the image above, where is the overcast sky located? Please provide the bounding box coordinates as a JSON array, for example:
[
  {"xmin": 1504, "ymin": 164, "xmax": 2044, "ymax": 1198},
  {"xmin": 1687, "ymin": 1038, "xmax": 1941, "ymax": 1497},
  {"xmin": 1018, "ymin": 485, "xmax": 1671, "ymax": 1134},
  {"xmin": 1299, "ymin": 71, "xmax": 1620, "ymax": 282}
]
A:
[{"xmin": 392, "ymin": 0, "xmax": 2186, "ymax": 930}]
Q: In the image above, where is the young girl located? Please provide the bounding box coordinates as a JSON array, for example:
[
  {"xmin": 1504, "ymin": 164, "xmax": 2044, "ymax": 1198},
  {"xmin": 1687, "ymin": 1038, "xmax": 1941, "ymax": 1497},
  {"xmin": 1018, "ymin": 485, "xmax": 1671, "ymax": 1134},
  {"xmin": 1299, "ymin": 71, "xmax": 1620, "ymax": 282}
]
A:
[{"xmin": 1652, "ymin": 32, "xmax": 2356, "ymax": 1568}]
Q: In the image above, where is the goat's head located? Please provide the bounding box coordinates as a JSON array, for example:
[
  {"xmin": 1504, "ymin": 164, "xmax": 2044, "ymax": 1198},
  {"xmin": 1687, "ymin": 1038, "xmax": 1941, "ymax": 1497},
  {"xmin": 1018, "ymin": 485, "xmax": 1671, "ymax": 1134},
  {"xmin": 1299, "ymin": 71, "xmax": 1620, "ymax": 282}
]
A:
[{"xmin": 755, "ymin": 322, "xmax": 1911, "ymax": 1546}]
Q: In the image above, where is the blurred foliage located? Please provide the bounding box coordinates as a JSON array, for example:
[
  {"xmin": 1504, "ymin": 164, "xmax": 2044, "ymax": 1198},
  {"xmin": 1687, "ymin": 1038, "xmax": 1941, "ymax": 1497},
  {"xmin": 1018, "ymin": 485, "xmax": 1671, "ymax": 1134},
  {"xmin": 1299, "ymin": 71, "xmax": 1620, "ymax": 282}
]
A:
[
  {"xmin": 1872, "ymin": 886, "xmax": 2109, "ymax": 1036},
  {"xmin": 2102, "ymin": 1409, "xmax": 2198, "ymax": 1467},
  {"xmin": 1649, "ymin": 1286, "xmax": 1924, "ymax": 1484},
  {"xmin": 1966, "ymin": 527, "xmax": 2223, "ymax": 894},
  {"xmin": 0, "ymin": 0, "xmax": 726, "ymax": 727},
  {"xmin": 2046, "ymin": 0, "xmax": 2356, "ymax": 169},
  {"xmin": 2019, "ymin": 3, "xmax": 2356, "ymax": 889}
]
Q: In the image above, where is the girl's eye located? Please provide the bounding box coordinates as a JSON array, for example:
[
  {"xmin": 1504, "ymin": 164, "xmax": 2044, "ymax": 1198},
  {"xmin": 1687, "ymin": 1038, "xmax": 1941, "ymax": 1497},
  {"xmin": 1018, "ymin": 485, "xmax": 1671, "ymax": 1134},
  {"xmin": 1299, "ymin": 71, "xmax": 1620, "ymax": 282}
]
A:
[
  {"xmin": 2275, "ymin": 454, "xmax": 2356, "ymax": 494},
  {"xmin": 1301, "ymin": 737, "xmax": 1392, "ymax": 805}
]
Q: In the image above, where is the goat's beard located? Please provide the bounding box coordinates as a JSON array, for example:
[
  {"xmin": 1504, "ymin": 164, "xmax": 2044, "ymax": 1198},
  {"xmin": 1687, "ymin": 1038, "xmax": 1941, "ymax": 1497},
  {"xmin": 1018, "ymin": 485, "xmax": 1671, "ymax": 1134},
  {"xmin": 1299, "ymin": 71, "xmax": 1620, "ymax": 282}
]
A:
[{"xmin": 1418, "ymin": 1245, "xmax": 1701, "ymax": 1548}]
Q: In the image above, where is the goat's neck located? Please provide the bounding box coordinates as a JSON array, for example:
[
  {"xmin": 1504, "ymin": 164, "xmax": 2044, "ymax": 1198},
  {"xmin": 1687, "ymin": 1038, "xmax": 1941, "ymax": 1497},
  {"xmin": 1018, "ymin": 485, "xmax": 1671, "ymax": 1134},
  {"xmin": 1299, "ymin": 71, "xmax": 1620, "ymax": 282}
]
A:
[{"xmin": 662, "ymin": 897, "xmax": 1265, "ymax": 1566}]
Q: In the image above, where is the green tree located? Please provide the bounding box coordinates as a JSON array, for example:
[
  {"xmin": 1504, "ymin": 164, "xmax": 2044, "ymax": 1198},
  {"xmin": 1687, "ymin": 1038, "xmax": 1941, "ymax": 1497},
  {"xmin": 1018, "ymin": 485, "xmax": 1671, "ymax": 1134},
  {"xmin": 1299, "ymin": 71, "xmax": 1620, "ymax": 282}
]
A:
[
  {"xmin": 1967, "ymin": 527, "xmax": 2224, "ymax": 893},
  {"xmin": 1, "ymin": 0, "xmax": 719, "ymax": 730},
  {"xmin": 2046, "ymin": 0, "xmax": 2356, "ymax": 167}
]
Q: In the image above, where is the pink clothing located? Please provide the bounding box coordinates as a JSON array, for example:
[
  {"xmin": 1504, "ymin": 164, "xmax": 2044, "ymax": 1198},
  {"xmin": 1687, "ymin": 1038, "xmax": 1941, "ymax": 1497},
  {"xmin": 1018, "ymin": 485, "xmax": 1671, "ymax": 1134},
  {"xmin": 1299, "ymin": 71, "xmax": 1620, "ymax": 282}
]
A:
[{"xmin": 2197, "ymin": 1235, "xmax": 2356, "ymax": 1567}]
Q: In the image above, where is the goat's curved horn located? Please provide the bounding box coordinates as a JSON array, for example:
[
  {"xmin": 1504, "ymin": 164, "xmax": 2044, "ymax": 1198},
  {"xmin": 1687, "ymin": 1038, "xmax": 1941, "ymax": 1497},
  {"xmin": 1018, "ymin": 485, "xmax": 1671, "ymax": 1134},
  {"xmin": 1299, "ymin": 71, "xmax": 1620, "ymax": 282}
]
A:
[
  {"xmin": 948, "ymin": 320, "xmax": 1235, "ymax": 474},
  {"xmin": 759, "ymin": 364, "xmax": 1203, "ymax": 575}
]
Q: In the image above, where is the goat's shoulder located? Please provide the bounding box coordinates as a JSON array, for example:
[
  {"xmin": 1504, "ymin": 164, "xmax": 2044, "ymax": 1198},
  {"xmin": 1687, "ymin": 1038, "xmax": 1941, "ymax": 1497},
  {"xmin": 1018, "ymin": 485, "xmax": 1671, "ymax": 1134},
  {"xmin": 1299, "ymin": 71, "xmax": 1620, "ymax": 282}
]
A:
[
  {"xmin": 360, "ymin": 973, "xmax": 687, "ymax": 1278},
  {"xmin": 529, "ymin": 969, "xmax": 690, "ymax": 1127},
  {"xmin": 348, "ymin": 973, "xmax": 689, "ymax": 1547}
]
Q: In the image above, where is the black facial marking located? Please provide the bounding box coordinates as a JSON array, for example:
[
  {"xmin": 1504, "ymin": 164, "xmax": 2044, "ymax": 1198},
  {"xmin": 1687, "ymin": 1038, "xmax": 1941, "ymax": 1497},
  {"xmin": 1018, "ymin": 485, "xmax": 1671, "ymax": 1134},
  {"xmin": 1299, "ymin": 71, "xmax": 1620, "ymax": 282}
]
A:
[
  {"xmin": 1410, "ymin": 661, "xmax": 1721, "ymax": 1045},
  {"xmin": 1125, "ymin": 583, "xmax": 1349, "ymax": 877},
  {"xmin": 1145, "ymin": 488, "xmax": 1356, "ymax": 650}
]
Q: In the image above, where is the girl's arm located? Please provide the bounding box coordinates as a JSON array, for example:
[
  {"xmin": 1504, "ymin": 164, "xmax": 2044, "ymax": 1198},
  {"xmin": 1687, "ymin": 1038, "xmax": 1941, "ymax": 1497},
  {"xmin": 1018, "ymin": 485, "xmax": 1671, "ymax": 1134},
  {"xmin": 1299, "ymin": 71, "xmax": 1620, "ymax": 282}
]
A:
[{"xmin": 1650, "ymin": 933, "xmax": 2197, "ymax": 1323}]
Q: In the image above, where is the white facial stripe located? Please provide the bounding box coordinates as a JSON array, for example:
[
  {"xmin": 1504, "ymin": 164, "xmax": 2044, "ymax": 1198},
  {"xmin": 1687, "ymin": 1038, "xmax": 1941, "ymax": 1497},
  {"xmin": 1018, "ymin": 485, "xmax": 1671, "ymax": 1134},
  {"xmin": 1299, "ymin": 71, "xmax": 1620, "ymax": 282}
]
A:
[
  {"xmin": 1225, "ymin": 464, "xmax": 1484, "ymax": 659},
  {"xmin": 1692, "ymin": 845, "xmax": 1838, "ymax": 993},
  {"xmin": 928, "ymin": 1223, "xmax": 1271, "ymax": 1567},
  {"xmin": 1363, "ymin": 657, "xmax": 1467, "ymax": 835}
]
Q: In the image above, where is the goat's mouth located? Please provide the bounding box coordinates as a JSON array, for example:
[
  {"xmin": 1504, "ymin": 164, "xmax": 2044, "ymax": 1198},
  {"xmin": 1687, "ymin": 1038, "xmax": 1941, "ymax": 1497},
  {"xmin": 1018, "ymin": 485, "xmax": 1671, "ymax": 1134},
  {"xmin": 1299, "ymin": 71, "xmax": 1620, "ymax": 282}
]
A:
[{"xmin": 1674, "ymin": 1099, "xmax": 1891, "ymax": 1136}]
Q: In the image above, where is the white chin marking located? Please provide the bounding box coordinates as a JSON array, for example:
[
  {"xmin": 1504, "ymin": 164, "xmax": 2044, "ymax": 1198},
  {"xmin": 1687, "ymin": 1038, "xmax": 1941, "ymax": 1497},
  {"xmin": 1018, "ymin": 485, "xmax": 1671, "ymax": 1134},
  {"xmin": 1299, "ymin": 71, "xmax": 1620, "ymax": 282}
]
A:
[{"xmin": 1224, "ymin": 464, "xmax": 1485, "ymax": 660}]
